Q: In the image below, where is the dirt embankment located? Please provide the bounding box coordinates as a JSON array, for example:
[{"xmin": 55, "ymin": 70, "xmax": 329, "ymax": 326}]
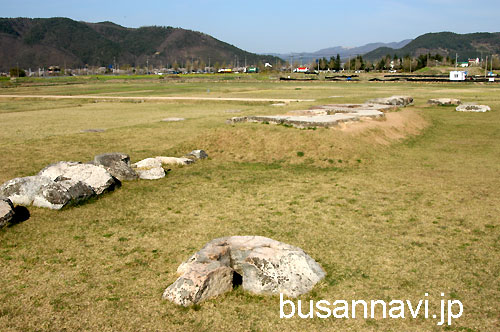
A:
[{"xmin": 339, "ymin": 108, "xmax": 429, "ymax": 144}]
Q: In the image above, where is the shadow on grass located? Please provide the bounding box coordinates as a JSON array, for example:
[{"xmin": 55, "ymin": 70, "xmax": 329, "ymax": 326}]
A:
[{"xmin": 8, "ymin": 206, "xmax": 30, "ymax": 227}]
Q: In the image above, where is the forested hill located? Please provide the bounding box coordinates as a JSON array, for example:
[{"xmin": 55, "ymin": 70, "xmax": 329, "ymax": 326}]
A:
[
  {"xmin": 363, "ymin": 32, "xmax": 500, "ymax": 61},
  {"xmin": 0, "ymin": 17, "xmax": 279, "ymax": 71}
]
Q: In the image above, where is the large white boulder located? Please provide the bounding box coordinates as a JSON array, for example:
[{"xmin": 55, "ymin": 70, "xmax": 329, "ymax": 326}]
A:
[
  {"xmin": 163, "ymin": 236, "xmax": 325, "ymax": 306},
  {"xmin": 132, "ymin": 158, "xmax": 165, "ymax": 180},
  {"xmin": 0, "ymin": 176, "xmax": 72, "ymax": 210},
  {"xmin": 39, "ymin": 161, "xmax": 116, "ymax": 195}
]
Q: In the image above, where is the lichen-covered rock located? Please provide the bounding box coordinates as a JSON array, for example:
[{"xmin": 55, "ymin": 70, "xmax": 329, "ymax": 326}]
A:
[
  {"xmin": 186, "ymin": 150, "xmax": 208, "ymax": 159},
  {"xmin": 456, "ymin": 104, "xmax": 491, "ymax": 112},
  {"xmin": 163, "ymin": 263, "xmax": 234, "ymax": 307},
  {"xmin": 0, "ymin": 176, "xmax": 72, "ymax": 210},
  {"xmin": 39, "ymin": 161, "xmax": 116, "ymax": 195},
  {"xmin": 155, "ymin": 156, "xmax": 195, "ymax": 166},
  {"xmin": 132, "ymin": 158, "xmax": 165, "ymax": 180},
  {"xmin": 54, "ymin": 178, "xmax": 96, "ymax": 203},
  {"xmin": 227, "ymin": 236, "xmax": 326, "ymax": 297},
  {"xmin": 93, "ymin": 153, "xmax": 138, "ymax": 181},
  {"xmin": 428, "ymin": 98, "xmax": 461, "ymax": 106},
  {"xmin": 366, "ymin": 96, "xmax": 413, "ymax": 106},
  {"xmin": 163, "ymin": 236, "xmax": 325, "ymax": 306},
  {"xmin": 0, "ymin": 198, "xmax": 15, "ymax": 227}
]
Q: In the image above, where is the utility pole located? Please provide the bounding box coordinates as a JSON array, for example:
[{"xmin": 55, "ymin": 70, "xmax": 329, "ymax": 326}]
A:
[
  {"xmin": 290, "ymin": 55, "xmax": 293, "ymax": 73},
  {"xmin": 485, "ymin": 56, "xmax": 488, "ymax": 78},
  {"xmin": 455, "ymin": 53, "xmax": 458, "ymax": 68},
  {"xmin": 146, "ymin": 57, "xmax": 149, "ymax": 74}
]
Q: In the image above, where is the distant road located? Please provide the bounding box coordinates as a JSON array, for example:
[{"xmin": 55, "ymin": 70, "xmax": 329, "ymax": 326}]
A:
[{"xmin": 0, "ymin": 94, "xmax": 314, "ymax": 103}]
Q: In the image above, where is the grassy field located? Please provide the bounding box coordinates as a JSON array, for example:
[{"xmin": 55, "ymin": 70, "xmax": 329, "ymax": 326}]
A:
[{"xmin": 0, "ymin": 77, "xmax": 499, "ymax": 332}]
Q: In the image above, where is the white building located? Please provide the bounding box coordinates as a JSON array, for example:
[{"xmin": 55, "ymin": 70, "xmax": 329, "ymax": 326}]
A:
[{"xmin": 450, "ymin": 71, "xmax": 467, "ymax": 81}]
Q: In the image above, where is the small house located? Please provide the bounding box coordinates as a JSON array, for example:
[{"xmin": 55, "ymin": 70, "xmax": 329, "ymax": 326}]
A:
[
  {"xmin": 468, "ymin": 58, "xmax": 480, "ymax": 66},
  {"xmin": 450, "ymin": 71, "xmax": 467, "ymax": 81}
]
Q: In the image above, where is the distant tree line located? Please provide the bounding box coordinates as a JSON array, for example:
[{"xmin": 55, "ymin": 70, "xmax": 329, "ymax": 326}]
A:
[
  {"xmin": 374, "ymin": 53, "xmax": 456, "ymax": 71},
  {"xmin": 311, "ymin": 52, "xmax": 472, "ymax": 72},
  {"xmin": 314, "ymin": 54, "xmax": 342, "ymax": 71}
]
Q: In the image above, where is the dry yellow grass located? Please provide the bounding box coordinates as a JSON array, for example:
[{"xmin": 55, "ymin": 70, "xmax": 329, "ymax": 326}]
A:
[{"xmin": 0, "ymin": 78, "xmax": 499, "ymax": 331}]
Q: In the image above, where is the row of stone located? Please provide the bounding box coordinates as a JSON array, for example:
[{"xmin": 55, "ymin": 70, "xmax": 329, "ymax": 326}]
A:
[
  {"xmin": 0, "ymin": 150, "xmax": 207, "ymax": 218},
  {"xmin": 227, "ymin": 95, "xmax": 413, "ymax": 129}
]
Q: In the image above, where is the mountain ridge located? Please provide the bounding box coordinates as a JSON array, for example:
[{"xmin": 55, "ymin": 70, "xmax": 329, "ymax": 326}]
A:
[
  {"xmin": 363, "ymin": 32, "xmax": 500, "ymax": 61},
  {"xmin": 0, "ymin": 17, "xmax": 280, "ymax": 71},
  {"xmin": 269, "ymin": 39, "xmax": 413, "ymax": 61}
]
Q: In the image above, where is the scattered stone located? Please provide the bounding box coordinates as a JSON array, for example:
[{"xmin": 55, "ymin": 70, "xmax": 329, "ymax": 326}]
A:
[
  {"xmin": 80, "ymin": 128, "xmax": 105, "ymax": 133},
  {"xmin": 0, "ymin": 176, "xmax": 72, "ymax": 210},
  {"xmin": 155, "ymin": 156, "xmax": 195, "ymax": 166},
  {"xmin": 39, "ymin": 162, "xmax": 116, "ymax": 195},
  {"xmin": 163, "ymin": 236, "xmax": 325, "ymax": 306},
  {"xmin": 224, "ymin": 109, "xmax": 242, "ymax": 113},
  {"xmin": 0, "ymin": 198, "xmax": 15, "ymax": 227},
  {"xmin": 271, "ymin": 103, "xmax": 286, "ymax": 106},
  {"xmin": 93, "ymin": 153, "xmax": 138, "ymax": 181},
  {"xmin": 132, "ymin": 158, "xmax": 165, "ymax": 180},
  {"xmin": 428, "ymin": 98, "xmax": 461, "ymax": 106},
  {"xmin": 161, "ymin": 117, "xmax": 185, "ymax": 122},
  {"xmin": 186, "ymin": 150, "xmax": 208, "ymax": 160},
  {"xmin": 366, "ymin": 96, "xmax": 413, "ymax": 106},
  {"xmin": 455, "ymin": 104, "xmax": 491, "ymax": 112}
]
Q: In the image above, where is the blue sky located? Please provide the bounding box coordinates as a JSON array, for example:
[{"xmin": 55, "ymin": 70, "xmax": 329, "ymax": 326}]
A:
[{"xmin": 2, "ymin": 0, "xmax": 499, "ymax": 53}]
